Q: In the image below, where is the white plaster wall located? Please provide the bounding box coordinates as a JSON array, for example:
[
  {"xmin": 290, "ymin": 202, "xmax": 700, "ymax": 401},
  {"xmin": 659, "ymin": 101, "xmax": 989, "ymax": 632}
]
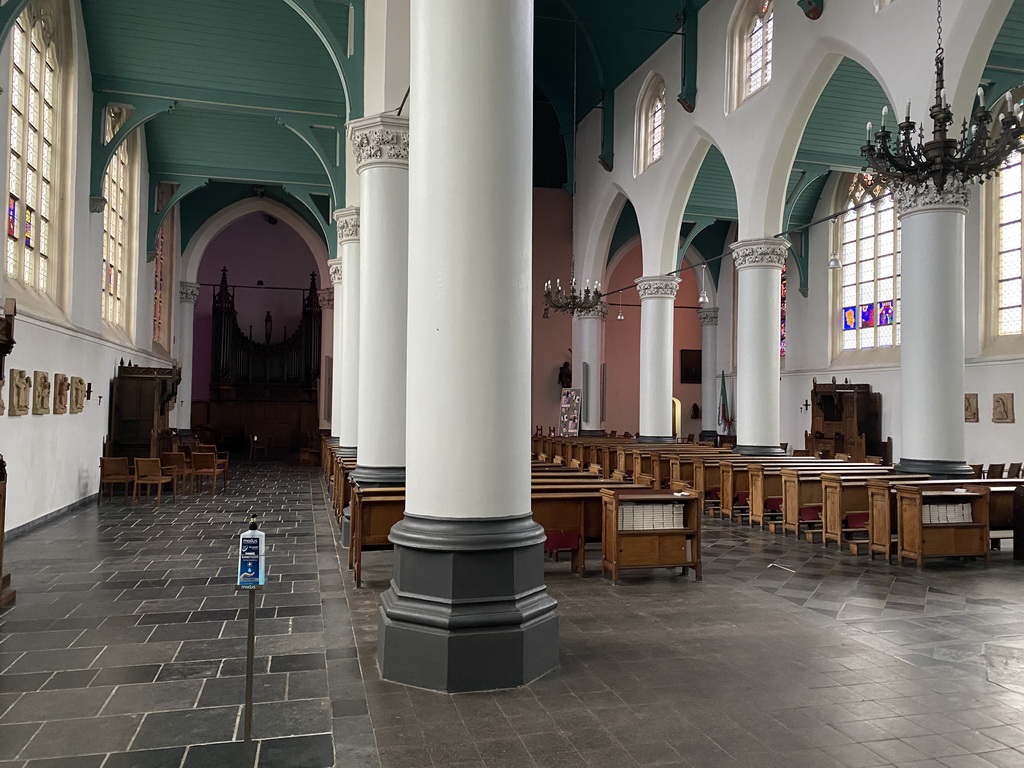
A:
[{"xmin": 1, "ymin": 0, "xmax": 172, "ymax": 533}]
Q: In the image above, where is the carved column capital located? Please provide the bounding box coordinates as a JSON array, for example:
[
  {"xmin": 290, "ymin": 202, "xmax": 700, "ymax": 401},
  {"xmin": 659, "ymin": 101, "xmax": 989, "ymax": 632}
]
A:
[
  {"xmin": 575, "ymin": 302, "xmax": 608, "ymax": 320},
  {"xmin": 317, "ymin": 288, "xmax": 334, "ymax": 310},
  {"xmin": 347, "ymin": 114, "xmax": 409, "ymax": 173},
  {"xmin": 893, "ymin": 178, "xmax": 971, "ymax": 218},
  {"xmin": 634, "ymin": 276, "xmax": 680, "ymax": 300},
  {"xmin": 179, "ymin": 281, "xmax": 200, "ymax": 304},
  {"xmin": 334, "ymin": 206, "xmax": 360, "ymax": 246},
  {"xmin": 329, "ymin": 261, "xmax": 344, "ymax": 286},
  {"xmin": 730, "ymin": 239, "xmax": 788, "ymax": 270},
  {"xmin": 697, "ymin": 307, "xmax": 720, "ymax": 326}
]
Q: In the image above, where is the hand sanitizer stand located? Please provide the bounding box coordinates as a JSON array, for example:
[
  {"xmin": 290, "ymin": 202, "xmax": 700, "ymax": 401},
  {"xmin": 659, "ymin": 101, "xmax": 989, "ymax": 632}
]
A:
[{"xmin": 236, "ymin": 515, "xmax": 266, "ymax": 766}]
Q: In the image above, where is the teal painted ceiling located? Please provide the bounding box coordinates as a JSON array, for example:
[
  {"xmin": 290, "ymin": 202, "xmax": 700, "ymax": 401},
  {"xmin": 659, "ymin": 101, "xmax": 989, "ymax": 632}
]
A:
[
  {"xmin": 80, "ymin": 0, "xmax": 350, "ymax": 238},
  {"xmin": 984, "ymin": 0, "xmax": 1024, "ymax": 101}
]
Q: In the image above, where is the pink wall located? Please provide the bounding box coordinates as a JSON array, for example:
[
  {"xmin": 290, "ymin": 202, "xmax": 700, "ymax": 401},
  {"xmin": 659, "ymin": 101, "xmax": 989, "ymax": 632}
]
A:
[
  {"xmin": 531, "ymin": 188, "xmax": 574, "ymax": 430},
  {"xmin": 603, "ymin": 243, "xmax": 703, "ymax": 436},
  {"xmin": 193, "ymin": 213, "xmax": 320, "ymax": 401}
]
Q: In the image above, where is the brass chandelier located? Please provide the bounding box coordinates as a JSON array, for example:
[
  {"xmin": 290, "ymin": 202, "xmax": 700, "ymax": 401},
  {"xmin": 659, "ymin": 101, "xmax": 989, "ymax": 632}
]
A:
[{"xmin": 861, "ymin": 0, "xmax": 1024, "ymax": 191}]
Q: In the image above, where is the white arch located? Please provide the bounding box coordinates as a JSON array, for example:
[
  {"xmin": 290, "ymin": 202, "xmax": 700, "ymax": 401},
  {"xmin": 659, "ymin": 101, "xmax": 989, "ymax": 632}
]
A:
[{"xmin": 181, "ymin": 197, "xmax": 330, "ymax": 287}]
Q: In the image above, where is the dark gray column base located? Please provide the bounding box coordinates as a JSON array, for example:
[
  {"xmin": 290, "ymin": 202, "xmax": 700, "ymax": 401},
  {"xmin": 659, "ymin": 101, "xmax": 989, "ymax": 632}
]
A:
[
  {"xmin": 350, "ymin": 465, "xmax": 405, "ymax": 487},
  {"xmin": 894, "ymin": 457, "xmax": 975, "ymax": 478},
  {"xmin": 637, "ymin": 434, "xmax": 674, "ymax": 444},
  {"xmin": 698, "ymin": 431, "xmax": 719, "ymax": 444},
  {"xmin": 735, "ymin": 443, "xmax": 787, "ymax": 456},
  {"xmin": 338, "ymin": 445, "xmax": 357, "ymax": 458},
  {"xmin": 378, "ymin": 514, "xmax": 559, "ymax": 693},
  {"xmin": 579, "ymin": 429, "xmax": 606, "ymax": 437}
]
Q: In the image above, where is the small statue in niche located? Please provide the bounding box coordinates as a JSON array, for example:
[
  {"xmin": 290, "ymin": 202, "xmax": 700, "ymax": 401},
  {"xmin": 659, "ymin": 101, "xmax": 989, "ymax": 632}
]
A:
[
  {"xmin": 32, "ymin": 371, "xmax": 50, "ymax": 414},
  {"xmin": 558, "ymin": 362, "xmax": 572, "ymax": 390},
  {"xmin": 9, "ymin": 369, "xmax": 30, "ymax": 416},
  {"xmin": 70, "ymin": 376, "xmax": 86, "ymax": 414},
  {"xmin": 53, "ymin": 373, "xmax": 69, "ymax": 415}
]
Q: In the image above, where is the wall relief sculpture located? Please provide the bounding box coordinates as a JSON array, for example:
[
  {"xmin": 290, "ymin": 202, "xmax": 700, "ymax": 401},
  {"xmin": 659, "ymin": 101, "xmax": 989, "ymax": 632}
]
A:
[
  {"xmin": 32, "ymin": 371, "xmax": 50, "ymax": 415},
  {"xmin": 993, "ymin": 393, "xmax": 1015, "ymax": 424},
  {"xmin": 9, "ymin": 369, "xmax": 30, "ymax": 416},
  {"xmin": 70, "ymin": 376, "xmax": 86, "ymax": 414},
  {"xmin": 53, "ymin": 373, "xmax": 69, "ymax": 415}
]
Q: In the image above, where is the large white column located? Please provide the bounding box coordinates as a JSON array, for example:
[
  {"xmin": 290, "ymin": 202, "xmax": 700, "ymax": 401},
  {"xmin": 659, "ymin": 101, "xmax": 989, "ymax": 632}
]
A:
[
  {"xmin": 174, "ymin": 281, "xmax": 200, "ymax": 435},
  {"xmin": 697, "ymin": 307, "xmax": 719, "ymax": 442},
  {"xmin": 347, "ymin": 115, "xmax": 408, "ymax": 486},
  {"xmin": 732, "ymin": 239, "xmax": 786, "ymax": 455},
  {"xmin": 575, "ymin": 302, "xmax": 607, "ymax": 435},
  {"xmin": 328, "ymin": 258, "xmax": 344, "ymax": 439},
  {"xmin": 333, "ymin": 208, "xmax": 360, "ymax": 457},
  {"xmin": 378, "ymin": 0, "xmax": 558, "ymax": 694},
  {"xmin": 636, "ymin": 276, "xmax": 680, "ymax": 443},
  {"xmin": 894, "ymin": 181, "xmax": 972, "ymax": 476}
]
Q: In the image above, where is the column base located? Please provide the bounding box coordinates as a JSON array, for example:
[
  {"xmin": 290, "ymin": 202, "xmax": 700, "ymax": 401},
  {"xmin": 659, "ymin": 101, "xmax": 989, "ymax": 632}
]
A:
[
  {"xmin": 698, "ymin": 431, "xmax": 719, "ymax": 444},
  {"xmin": 351, "ymin": 465, "xmax": 405, "ymax": 487},
  {"xmin": 637, "ymin": 435, "xmax": 675, "ymax": 444},
  {"xmin": 338, "ymin": 445, "xmax": 357, "ymax": 459},
  {"xmin": 894, "ymin": 457, "xmax": 975, "ymax": 478},
  {"xmin": 378, "ymin": 514, "xmax": 559, "ymax": 693},
  {"xmin": 175, "ymin": 428, "xmax": 194, "ymax": 441},
  {"xmin": 579, "ymin": 429, "xmax": 606, "ymax": 437},
  {"xmin": 735, "ymin": 444, "xmax": 787, "ymax": 456}
]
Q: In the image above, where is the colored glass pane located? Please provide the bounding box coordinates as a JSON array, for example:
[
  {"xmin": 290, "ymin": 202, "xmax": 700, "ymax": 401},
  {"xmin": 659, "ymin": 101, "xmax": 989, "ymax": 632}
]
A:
[
  {"xmin": 860, "ymin": 304, "xmax": 874, "ymax": 328},
  {"xmin": 843, "ymin": 306, "xmax": 857, "ymax": 330},
  {"xmin": 24, "ymin": 206, "xmax": 32, "ymax": 248},
  {"xmin": 878, "ymin": 300, "xmax": 894, "ymax": 326},
  {"xmin": 7, "ymin": 196, "xmax": 16, "ymax": 238}
]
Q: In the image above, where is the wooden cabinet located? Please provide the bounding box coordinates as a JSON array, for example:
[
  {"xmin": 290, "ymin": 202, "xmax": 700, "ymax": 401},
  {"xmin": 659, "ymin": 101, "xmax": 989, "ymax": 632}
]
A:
[
  {"xmin": 896, "ymin": 485, "xmax": 990, "ymax": 568},
  {"xmin": 109, "ymin": 364, "xmax": 181, "ymax": 460},
  {"xmin": 600, "ymin": 488, "xmax": 702, "ymax": 584}
]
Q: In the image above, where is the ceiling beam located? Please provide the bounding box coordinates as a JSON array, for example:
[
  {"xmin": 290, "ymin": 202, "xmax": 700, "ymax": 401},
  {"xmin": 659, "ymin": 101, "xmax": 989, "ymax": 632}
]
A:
[
  {"xmin": 677, "ymin": 0, "xmax": 698, "ymax": 112},
  {"xmin": 277, "ymin": 117, "xmax": 346, "ymax": 206},
  {"xmin": 282, "ymin": 184, "xmax": 334, "ymax": 257},
  {"xmin": 148, "ymin": 163, "xmax": 331, "ymax": 189},
  {"xmin": 146, "ymin": 176, "xmax": 210, "ymax": 260},
  {"xmin": 90, "ymin": 95, "xmax": 176, "ymax": 206}
]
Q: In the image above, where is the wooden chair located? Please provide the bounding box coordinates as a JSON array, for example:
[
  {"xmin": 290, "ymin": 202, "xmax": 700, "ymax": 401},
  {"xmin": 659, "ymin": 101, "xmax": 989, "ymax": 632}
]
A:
[
  {"xmin": 192, "ymin": 451, "xmax": 227, "ymax": 495},
  {"xmin": 1008, "ymin": 462, "xmax": 1022, "ymax": 479},
  {"xmin": 197, "ymin": 443, "xmax": 230, "ymax": 484},
  {"xmin": 249, "ymin": 434, "xmax": 269, "ymax": 461},
  {"xmin": 987, "ymin": 463, "xmax": 1005, "ymax": 479},
  {"xmin": 160, "ymin": 452, "xmax": 193, "ymax": 494},
  {"xmin": 99, "ymin": 457, "xmax": 134, "ymax": 505},
  {"xmin": 133, "ymin": 458, "xmax": 176, "ymax": 505},
  {"xmin": 970, "ymin": 463, "xmax": 984, "ymax": 478}
]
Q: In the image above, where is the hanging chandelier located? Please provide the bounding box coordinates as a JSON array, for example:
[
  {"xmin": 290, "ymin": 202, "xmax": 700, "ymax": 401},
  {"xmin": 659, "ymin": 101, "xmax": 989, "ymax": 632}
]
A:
[
  {"xmin": 861, "ymin": 0, "xmax": 1024, "ymax": 191},
  {"xmin": 541, "ymin": 19, "xmax": 604, "ymax": 317}
]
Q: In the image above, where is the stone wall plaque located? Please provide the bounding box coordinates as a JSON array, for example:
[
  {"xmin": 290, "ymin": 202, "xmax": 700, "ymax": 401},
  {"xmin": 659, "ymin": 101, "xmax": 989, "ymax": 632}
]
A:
[
  {"xmin": 8, "ymin": 369, "xmax": 29, "ymax": 416},
  {"xmin": 53, "ymin": 373, "xmax": 68, "ymax": 415},
  {"xmin": 993, "ymin": 393, "xmax": 1015, "ymax": 424},
  {"xmin": 32, "ymin": 371, "xmax": 50, "ymax": 415},
  {"xmin": 965, "ymin": 393, "xmax": 979, "ymax": 423},
  {"xmin": 70, "ymin": 376, "xmax": 86, "ymax": 414}
]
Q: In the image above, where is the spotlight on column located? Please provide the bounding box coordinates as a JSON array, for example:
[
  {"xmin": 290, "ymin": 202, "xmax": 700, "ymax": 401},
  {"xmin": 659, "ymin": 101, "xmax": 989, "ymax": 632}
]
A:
[
  {"xmin": 827, "ymin": 253, "xmax": 842, "ymax": 270},
  {"xmin": 617, "ymin": 308, "xmax": 624, "ymax": 321}
]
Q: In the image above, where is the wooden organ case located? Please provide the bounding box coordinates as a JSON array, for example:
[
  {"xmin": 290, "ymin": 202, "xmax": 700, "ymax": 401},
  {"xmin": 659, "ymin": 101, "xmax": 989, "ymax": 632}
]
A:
[{"xmin": 804, "ymin": 377, "xmax": 891, "ymax": 463}]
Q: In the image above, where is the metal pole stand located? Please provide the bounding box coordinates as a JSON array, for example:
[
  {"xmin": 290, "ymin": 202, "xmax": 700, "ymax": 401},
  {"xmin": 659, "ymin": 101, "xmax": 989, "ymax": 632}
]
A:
[{"xmin": 235, "ymin": 584, "xmax": 262, "ymax": 766}]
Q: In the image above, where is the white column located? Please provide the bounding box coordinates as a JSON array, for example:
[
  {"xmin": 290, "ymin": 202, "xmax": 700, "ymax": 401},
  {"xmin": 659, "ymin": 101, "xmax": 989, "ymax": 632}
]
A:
[
  {"xmin": 894, "ymin": 181, "xmax": 972, "ymax": 476},
  {"xmin": 732, "ymin": 239, "xmax": 786, "ymax": 454},
  {"xmin": 636, "ymin": 276, "xmax": 680, "ymax": 443},
  {"xmin": 697, "ymin": 307, "xmax": 719, "ymax": 442},
  {"xmin": 379, "ymin": 0, "xmax": 557, "ymax": 694},
  {"xmin": 347, "ymin": 115, "xmax": 408, "ymax": 485},
  {"xmin": 333, "ymin": 208, "xmax": 360, "ymax": 456},
  {"xmin": 575, "ymin": 302, "xmax": 606, "ymax": 435},
  {"xmin": 175, "ymin": 281, "xmax": 200, "ymax": 434},
  {"xmin": 328, "ymin": 258, "xmax": 344, "ymax": 439}
]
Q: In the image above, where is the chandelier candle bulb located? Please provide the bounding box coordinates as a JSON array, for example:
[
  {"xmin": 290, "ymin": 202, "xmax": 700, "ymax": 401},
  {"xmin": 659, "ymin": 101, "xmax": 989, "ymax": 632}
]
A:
[
  {"xmin": 906, "ymin": 98, "xmax": 912, "ymax": 121},
  {"xmin": 866, "ymin": 121, "xmax": 872, "ymax": 142},
  {"xmin": 881, "ymin": 105, "xmax": 888, "ymax": 128}
]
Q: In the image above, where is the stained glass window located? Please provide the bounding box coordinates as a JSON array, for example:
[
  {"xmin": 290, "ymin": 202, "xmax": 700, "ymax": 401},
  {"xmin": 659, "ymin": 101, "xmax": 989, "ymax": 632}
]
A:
[
  {"xmin": 101, "ymin": 108, "xmax": 136, "ymax": 329},
  {"xmin": 780, "ymin": 263, "xmax": 787, "ymax": 357},
  {"xmin": 838, "ymin": 175, "xmax": 901, "ymax": 350},
  {"xmin": 746, "ymin": 2, "xmax": 773, "ymax": 98},
  {"xmin": 152, "ymin": 182, "xmax": 176, "ymax": 348},
  {"xmin": 997, "ymin": 151, "xmax": 1023, "ymax": 335},
  {"xmin": 6, "ymin": 12, "xmax": 59, "ymax": 293},
  {"xmin": 650, "ymin": 94, "xmax": 665, "ymax": 164}
]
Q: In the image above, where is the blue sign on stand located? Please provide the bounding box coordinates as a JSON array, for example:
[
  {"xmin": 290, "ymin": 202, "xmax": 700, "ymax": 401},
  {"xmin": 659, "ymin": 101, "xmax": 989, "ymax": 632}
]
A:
[{"xmin": 237, "ymin": 519, "xmax": 266, "ymax": 588}]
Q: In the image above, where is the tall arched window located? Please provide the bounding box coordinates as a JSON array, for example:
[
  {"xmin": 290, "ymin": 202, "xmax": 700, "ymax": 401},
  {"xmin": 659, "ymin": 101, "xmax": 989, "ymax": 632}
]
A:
[
  {"xmin": 995, "ymin": 151, "xmax": 1023, "ymax": 336},
  {"xmin": 745, "ymin": 1, "xmax": 773, "ymax": 99},
  {"xmin": 6, "ymin": 7, "xmax": 61, "ymax": 296},
  {"xmin": 634, "ymin": 74, "xmax": 666, "ymax": 176},
  {"xmin": 838, "ymin": 174, "xmax": 901, "ymax": 351},
  {"xmin": 100, "ymin": 106, "xmax": 137, "ymax": 329}
]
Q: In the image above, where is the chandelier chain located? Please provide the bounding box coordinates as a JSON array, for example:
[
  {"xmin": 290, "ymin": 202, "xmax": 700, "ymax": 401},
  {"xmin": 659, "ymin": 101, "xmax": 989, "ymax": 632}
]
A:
[{"xmin": 935, "ymin": 0, "xmax": 943, "ymax": 59}]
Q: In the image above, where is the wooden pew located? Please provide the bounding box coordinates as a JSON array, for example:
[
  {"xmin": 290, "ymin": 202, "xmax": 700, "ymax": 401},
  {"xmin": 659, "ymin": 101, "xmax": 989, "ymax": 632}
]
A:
[
  {"xmin": 821, "ymin": 473, "xmax": 929, "ymax": 551},
  {"xmin": 722, "ymin": 458, "xmax": 858, "ymax": 522},
  {"xmin": 781, "ymin": 466, "xmax": 898, "ymax": 539}
]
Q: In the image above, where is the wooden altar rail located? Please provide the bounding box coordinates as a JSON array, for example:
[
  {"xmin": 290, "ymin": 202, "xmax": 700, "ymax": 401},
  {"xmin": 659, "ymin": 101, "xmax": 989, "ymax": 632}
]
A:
[
  {"xmin": 781, "ymin": 466, "xmax": 903, "ymax": 539},
  {"xmin": 866, "ymin": 477, "xmax": 1024, "ymax": 563},
  {"xmin": 347, "ymin": 477, "xmax": 640, "ymax": 586}
]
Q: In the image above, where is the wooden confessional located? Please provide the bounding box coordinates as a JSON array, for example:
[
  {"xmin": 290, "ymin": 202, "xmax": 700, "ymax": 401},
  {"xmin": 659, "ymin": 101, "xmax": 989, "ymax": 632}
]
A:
[
  {"xmin": 108, "ymin": 362, "xmax": 182, "ymax": 460},
  {"xmin": 200, "ymin": 268, "xmax": 321, "ymax": 453},
  {"xmin": 804, "ymin": 377, "xmax": 891, "ymax": 463}
]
